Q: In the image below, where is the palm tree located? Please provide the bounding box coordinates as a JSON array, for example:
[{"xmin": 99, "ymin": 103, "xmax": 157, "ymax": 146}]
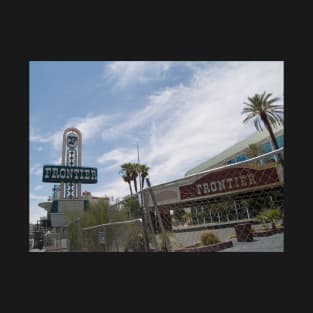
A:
[
  {"xmin": 246, "ymin": 143, "xmax": 264, "ymax": 166},
  {"xmin": 246, "ymin": 143, "xmax": 263, "ymax": 158},
  {"xmin": 256, "ymin": 207, "xmax": 283, "ymax": 230},
  {"xmin": 120, "ymin": 162, "xmax": 150, "ymax": 195},
  {"xmin": 130, "ymin": 163, "xmax": 139, "ymax": 193},
  {"xmin": 137, "ymin": 164, "xmax": 150, "ymax": 189},
  {"xmin": 119, "ymin": 163, "xmax": 134, "ymax": 196},
  {"xmin": 242, "ymin": 92, "xmax": 284, "ymax": 167}
]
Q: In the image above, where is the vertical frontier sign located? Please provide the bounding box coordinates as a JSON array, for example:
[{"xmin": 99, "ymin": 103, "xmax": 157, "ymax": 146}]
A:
[{"xmin": 42, "ymin": 128, "xmax": 97, "ymax": 199}]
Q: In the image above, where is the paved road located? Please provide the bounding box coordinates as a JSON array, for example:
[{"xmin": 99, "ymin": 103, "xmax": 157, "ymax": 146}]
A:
[{"xmin": 220, "ymin": 233, "xmax": 284, "ymax": 252}]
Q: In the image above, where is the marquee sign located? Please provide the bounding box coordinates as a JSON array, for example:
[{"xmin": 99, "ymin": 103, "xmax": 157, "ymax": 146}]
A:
[
  {"xmin": 179, "ymin": 166, "xmax": 280, "ymax": 200},
  {"xmin": 42, "ymin": 165, "xmax": 97, "ymax": 184}
]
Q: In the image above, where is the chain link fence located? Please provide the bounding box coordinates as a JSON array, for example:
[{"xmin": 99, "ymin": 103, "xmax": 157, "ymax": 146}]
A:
[
  {"xmin": 80, "ymin": 219, "xmax": 145, "ymax": 252},
  {"xmin": 140, "ymin": 148, "xmax": 284, "ymax": 252}
]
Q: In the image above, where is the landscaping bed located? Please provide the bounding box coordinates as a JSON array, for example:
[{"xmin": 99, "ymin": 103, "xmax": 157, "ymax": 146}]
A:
[
  {"xmin": 252, "ymin": 226, "xmax": 284, "ymax": 237},
  {"xmin": 174, "ymin": 240, "xmax": 233, "ymax": 252}
]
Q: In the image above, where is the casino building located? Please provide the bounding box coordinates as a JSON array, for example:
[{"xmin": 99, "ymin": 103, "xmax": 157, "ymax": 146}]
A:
[
  {"xmin": 185, "ymin": 125, "xmax": 284, "ymax": 176},
  {"xmin": 142, "ymin": 126, "xmax": 284, "ymax": 231}
]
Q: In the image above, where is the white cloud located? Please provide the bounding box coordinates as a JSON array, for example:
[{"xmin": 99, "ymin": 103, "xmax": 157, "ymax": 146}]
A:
[
  {"xmin": 30, "ymin": 128, "xmax": 52, "ymax": 143},
  {"xmin": 92, "ymin": 177, "xmax": 131, "ymax": 200},
  {"xmin": 101, "ymin": 86, "xmax": 179, "ymax": 141},
  {"xmin": 34, "ymin": 185, "xmax": 44, "ymax": 191},
  {"xmin": 30, "ymin": 193, "xmax": 48, "ymax": 201},
  {"xmin": 30, "ymin": 114, "xmax": 113, "ymax": 151},
  {"xmin": 97, "ymin": 148, "xmax": 138, "ymax": 174},
  {"xmin": 97, "ymin": 148, "xmax": 136, "ymax": 164},
  {"xmin": 51, "ymin": 156, "xmax": 62, "ymax": 164},
  {"xmin": 29, "ymin": 205, "xmax": 47, "ymax": 224},
  {"xmin": 104, "ymin": 61, "xmax": 174, "ymax": 88},
  {"xmin": 30, "ymin": 127, "xmax": 63, "ymax": 151},
  {"xmin": 30, "ymin": 164, "xmax": 43, "ymax": 176},
  {"xmin": 65, "ymin": 114, "xmax": 112, "ymax": 142}
]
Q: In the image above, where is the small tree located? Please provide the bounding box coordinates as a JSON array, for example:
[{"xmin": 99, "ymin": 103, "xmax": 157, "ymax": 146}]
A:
[
  {"xmin": 124, "ymin": 231, "xmax": 145, "ymax": 252},
  {"xmin": 256, "ymin": 207, "xmax": 283, "ymax": 229},
  {"xmin": 182, "ymin": 212, "xmax": 192, "ymax": 225},
  {"xmin": 64, "ymin": 211, "xmax": 83, "ymax": 251},
  {"xmin": 80, "ymin": 199, "xmax": 110, "ymax": 228},
  {"xmin": 173, "ymin": 208, "xmax": 186, "ymax": 225},
  {"xmin": 123, "ymin": 196, "xmax": 141, "ymax": 218},
  {"xmin": 156, "ymin": 232, "xmax": 182, "ymax": 251}
]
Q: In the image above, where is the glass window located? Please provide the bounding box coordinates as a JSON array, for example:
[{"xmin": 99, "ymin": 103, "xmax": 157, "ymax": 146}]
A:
[
  {"xmin": 261, "ymin": 141, "xmax": 272, "ymax": 153},
  {"xmin": 236, "ymin": 154, "xmax": 248, "ymax": 162},
  {"xmin": 276, "ymin": 134, "xmax": 284, "ymax": 148}
]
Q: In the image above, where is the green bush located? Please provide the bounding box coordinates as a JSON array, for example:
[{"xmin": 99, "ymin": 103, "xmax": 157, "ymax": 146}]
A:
[
  {"xmin": 256, "ymin": 207, "xmax": 283, "ymax": 229},
  {"xmin": 200, "ymin": 231, "xmax": 220, "ymax": 246},
  {"xmin": 155, "ymin": 232, "xmax": 183, "ymax": 251},
  {"xmin": 124, "ymin": 232, "xmax": 145, "ymax": 252}
]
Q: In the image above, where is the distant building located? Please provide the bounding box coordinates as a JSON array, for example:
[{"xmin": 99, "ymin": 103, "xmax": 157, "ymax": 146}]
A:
[{"xmin": 82, "ymin": 191, "xmax": 110, "ymax": 203}]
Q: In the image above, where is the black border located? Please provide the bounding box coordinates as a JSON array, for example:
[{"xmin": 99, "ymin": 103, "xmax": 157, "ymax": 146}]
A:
[{"xmin": 6, "ymin": 31, "xmax": 299, "ymax": 297}]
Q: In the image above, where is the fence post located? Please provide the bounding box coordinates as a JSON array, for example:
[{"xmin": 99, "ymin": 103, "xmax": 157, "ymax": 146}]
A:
[
  {"xmin": 146, "ymin": 178, "xmax": 171, "ymax": 252},
  {"xmin": 234, "ymin": 200, "xmax": 239, "ymax": 220},
  {"xmin": 246, "ymin": 207, "xmax": 250, "ymax": 219},
  {"xmin": 145, "ymin": 205, "xmax": 159, "ymax": 251},
  {"xmin": 77, "ymin": 217, "xmax": 83, "ymax": 251},
  {"xmin": 138, "ymin": 190, "xmax": 151, "ymax": 252}
]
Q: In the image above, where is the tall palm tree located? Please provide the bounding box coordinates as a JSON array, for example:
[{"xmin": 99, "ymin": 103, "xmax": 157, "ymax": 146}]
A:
[
  {"xmin": 130, "ymin": 163, "xmax": 139, "ymax": 193},
  {"xmin": 137, "ymin": 164, "xmax": 150, "ymax": 189},
  {"xmin": 242, "ymin": 92, "xmax": 284, "ymax": 167},
  {"xmin": 119, "ymin": 163, "xmax": 134, "ymax": 196}
]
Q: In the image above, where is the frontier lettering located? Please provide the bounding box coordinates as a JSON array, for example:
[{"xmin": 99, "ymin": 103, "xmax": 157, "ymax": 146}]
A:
[
  {"xmin": 195, "ymin": 174, "xmax": 257, "ymax": 196},
  {"xmin": 43, "ymin": 165, "xmax": 97, "ymax": 184}
]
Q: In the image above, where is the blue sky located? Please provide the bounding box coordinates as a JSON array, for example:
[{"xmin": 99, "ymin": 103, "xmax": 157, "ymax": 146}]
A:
[{"xmin": 30, "ymin": 61, "xmax": 284, "ymax": 223}]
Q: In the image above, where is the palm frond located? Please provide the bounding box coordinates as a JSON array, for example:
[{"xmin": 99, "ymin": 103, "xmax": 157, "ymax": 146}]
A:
[
  {"xmin": 263, "ymin": 92, "xmax": 272, "ymax": 102},
  {"xmin": 242, "ymin": 113, "xmax": 255, "ymax": 123},
  {"xmin": 254, "ymin": 118, "xmax": 263, "ymax": 131},
  {"xmin": 242, "ymin": 92, "xmax": 284, "ymax": 135}
]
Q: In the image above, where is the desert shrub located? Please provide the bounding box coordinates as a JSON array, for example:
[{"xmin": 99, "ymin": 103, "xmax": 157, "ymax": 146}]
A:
[
  {"xmin": 124, "ymin": 232, "xmax": 145, "ymax": 252},
  {"xmin": 200, "ymin": 231, "xmax": 220, "ymax": 246},
  {"xmin": 256, "ymin": 207, "xmax": 283, "ymax": 229}
]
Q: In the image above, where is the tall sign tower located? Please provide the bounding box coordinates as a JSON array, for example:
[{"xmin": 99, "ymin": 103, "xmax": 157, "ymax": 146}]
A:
[
  {"xmin": 61, "ymin": 128, "xmax": 82, "ymax": 199},
  {"xmin": 42, "ymin": 128, "xmax": 97, "ymax": 198}
]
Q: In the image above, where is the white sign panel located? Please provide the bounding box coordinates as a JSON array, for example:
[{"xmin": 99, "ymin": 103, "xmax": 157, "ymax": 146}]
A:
[
  {"xmin": 50, "ymin": 213, "xmax": 66, "ymax": 227},
  {"xmin": 98, "ymin": 231, "xmax": 106, "ymax": 244}
]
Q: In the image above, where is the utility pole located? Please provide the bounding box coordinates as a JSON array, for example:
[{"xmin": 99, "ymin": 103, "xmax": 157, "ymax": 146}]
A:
[{"xmin": 137, "ymin": 143, "xmax": 150, "ymax": 252}]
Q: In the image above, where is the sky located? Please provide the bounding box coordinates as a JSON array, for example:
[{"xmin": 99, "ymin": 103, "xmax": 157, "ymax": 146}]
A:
[{"xmin": 29, "ymin": 61, "xmax": 284, "ymax": 223}]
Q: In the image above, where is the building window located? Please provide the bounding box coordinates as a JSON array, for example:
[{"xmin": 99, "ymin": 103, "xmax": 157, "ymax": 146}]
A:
[
  {"xmin": 236, "ymin": 154, "xmax": 248, "ymax": 162},
  {"xmin": 261, "ymin": 141, "xmax": 273, "ymax": 154},
  {"xmin": 276, "ymin": 134, "xmax": 284, "ymax": 148}
]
